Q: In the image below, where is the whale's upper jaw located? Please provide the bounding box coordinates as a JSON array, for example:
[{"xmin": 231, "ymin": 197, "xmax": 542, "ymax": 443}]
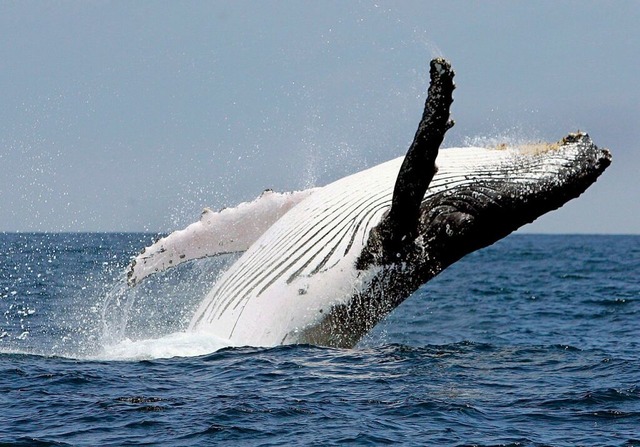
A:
[{"xmin": 416, "ymin": 132, "xmax": 611, "ymax": 272}]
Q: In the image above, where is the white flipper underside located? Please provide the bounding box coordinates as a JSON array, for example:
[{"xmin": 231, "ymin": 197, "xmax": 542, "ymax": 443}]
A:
[{"xmin": 127, "ymin": 188, "xmax": 319, "ymax": 286}]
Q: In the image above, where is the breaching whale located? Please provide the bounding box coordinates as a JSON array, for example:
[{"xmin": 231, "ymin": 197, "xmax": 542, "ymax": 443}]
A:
[{"xmin": 127, "ymin": 59, "xmax": 611, "ymax": 348}]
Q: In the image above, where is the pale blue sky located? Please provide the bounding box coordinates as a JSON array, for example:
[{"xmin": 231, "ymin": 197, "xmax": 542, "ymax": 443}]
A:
[{"xmin": 1, "ymin": 1, "xmax": 638, "ymax": 233}]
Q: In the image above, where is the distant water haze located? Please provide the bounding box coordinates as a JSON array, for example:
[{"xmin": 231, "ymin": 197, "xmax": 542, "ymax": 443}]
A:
[{"xmin": 1, "ymin": 2, "xmax": 637, "ymax": 233}]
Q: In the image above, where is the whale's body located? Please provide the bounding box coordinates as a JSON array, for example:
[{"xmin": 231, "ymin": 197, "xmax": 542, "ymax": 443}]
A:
[
  {"xmin": 127, "ymin": 59, "xmax": 610, "ymax": 348},
  {"xmin": 130, "ymin": 135, "xmax": 611, "ymax": 347}
]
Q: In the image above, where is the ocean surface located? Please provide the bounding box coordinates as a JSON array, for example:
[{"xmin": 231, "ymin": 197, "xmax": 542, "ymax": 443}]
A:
[{"xmin": 0, "ymin": 233, "xmax": 638, "ymax": 446}]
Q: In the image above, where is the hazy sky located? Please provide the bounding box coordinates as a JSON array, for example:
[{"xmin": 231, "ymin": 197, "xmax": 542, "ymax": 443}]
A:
[{"xmin": 1, "ymin": 1, "xmax": 638, "ymax": 233}]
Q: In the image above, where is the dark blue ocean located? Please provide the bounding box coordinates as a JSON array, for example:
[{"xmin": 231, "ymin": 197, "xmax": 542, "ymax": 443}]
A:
[{"xmin": 1, "ymin": 233, "xmax": 638, "ymax": 446}]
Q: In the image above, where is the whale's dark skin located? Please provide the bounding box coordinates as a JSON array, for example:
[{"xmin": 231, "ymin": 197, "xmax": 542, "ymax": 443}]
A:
[{"xmin": 359, "ymin": 58, "xmax": 456, "ymax": 268}]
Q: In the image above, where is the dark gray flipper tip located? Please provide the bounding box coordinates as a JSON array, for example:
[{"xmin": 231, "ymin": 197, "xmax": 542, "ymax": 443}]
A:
[{"xmin": 358, "ymin": 58, "xmax": 456, "ymax": 268}]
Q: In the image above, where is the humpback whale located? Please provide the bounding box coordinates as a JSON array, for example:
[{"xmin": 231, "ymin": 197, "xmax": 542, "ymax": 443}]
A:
[{"xmin": 127, "ymin": 59, "xmax": 611, "ymax": 348}]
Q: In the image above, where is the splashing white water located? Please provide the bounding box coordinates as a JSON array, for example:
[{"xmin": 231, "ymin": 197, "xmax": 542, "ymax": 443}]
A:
[
  {"xmin": 93, "ymin": 331, "xmax": 234, "ymax": 361},
  {"xmin": 463, "ymin": 125, "xmax": 544, "ymax": 149},
  {"xmin": 91, "ymin": 253, "xmax": 241, "ymax": 360}
]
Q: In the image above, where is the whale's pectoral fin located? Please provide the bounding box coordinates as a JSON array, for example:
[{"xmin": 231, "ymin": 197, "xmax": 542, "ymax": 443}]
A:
[
  {"xmin": 126, "ymin": 188, "xmax": 319, "ymax": 286},
  {"xmin": 358, "ymin": 58, "xmax": 456, "ymax": 268}
]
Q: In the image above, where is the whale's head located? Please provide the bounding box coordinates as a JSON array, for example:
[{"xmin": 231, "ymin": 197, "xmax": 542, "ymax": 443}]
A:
[
  {"xmin": 416, "ymin": 132, "xmax": 611, "ymax": 271},
  {"xmin": 303, "ymin": 132, "xmax": 611, "ymax": 348}
]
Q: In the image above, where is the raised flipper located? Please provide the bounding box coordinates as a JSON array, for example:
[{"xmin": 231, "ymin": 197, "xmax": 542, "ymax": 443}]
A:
[
  {"xmin": 358, "ymin": 58, "xmax": 456, "ymax": 268},
  {"xmin": 127, "ymin": 188, "xmax": 318, "ymax": 286}
]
